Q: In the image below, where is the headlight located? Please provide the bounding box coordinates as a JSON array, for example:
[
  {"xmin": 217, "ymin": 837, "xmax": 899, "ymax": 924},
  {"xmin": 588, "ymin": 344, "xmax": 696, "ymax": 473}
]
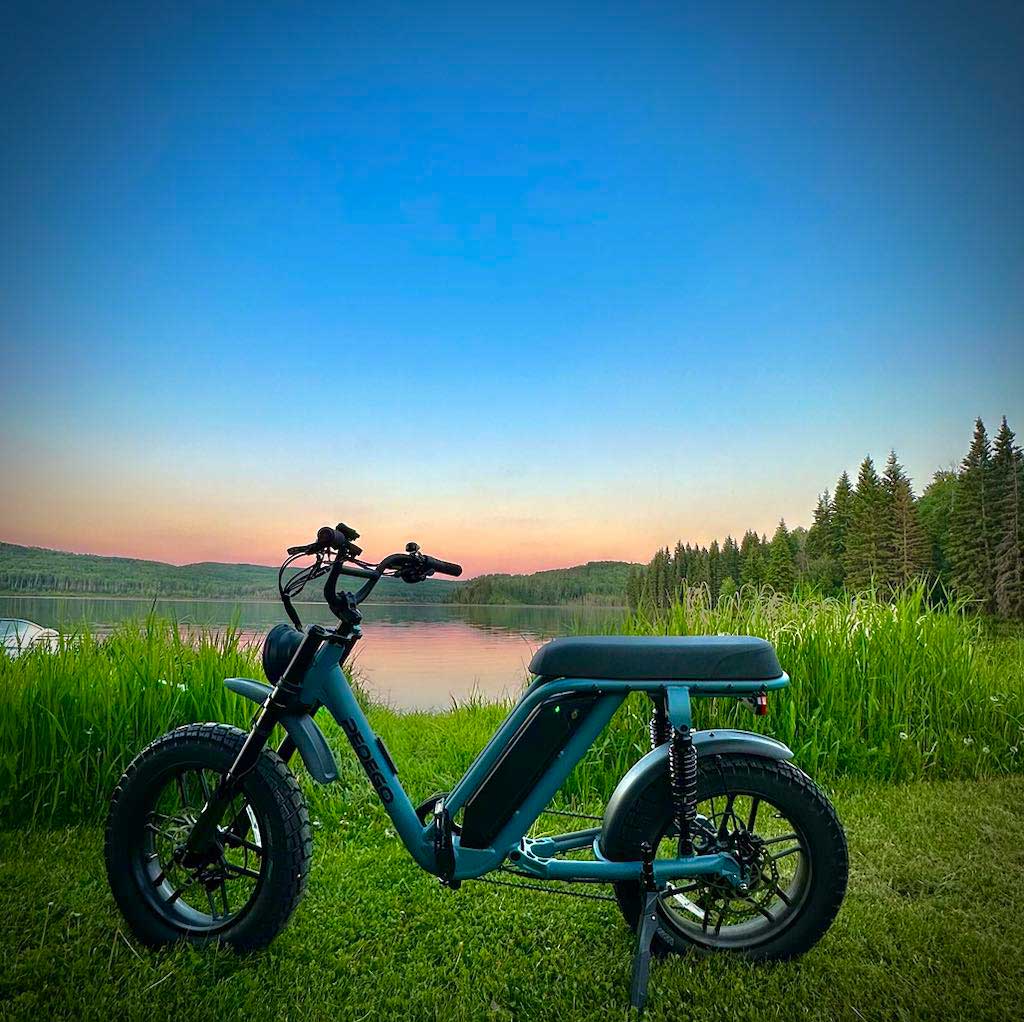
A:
[{"xmin": 262, "ymin": 623, "xmax": 303, "ymax": 684}]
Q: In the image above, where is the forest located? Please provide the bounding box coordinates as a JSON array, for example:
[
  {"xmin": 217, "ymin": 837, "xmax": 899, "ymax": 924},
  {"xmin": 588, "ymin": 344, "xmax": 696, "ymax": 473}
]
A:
[
  {"xmin": 447, "ymin": 560, "xmax": 634, "ymax": 606},
  {"xmin": 627, "ymin": 416, "xmax": 1024, "ymax": 620}
]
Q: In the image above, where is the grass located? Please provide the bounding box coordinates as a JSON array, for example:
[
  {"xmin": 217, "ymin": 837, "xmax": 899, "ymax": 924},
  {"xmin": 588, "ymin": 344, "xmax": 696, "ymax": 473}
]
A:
[
  {"xmin": 2, "ymin": 596, "xmax": 1023, "ymax": 1018},
  {"xmin": 2, "ymin": 589, "xmax": 1023, "ymax": 827},
  {"xmin": 1, "ymin": 776, "xmax": 1023, "ymax": 1021},
  {"xmin": 614, "ymin": 584, "xmax": 1024, "ymax": 780}
]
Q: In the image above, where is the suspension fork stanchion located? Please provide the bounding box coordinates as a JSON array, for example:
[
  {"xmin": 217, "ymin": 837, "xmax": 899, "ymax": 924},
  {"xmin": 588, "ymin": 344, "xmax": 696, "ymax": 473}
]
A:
[{"xmin": 183, "ymin": 629, "xmax": 327, "ymax": 862}]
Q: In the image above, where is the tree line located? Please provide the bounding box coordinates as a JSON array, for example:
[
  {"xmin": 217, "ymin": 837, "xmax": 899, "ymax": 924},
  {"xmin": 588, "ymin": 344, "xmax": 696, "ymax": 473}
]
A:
[
  {"xmin": 449, "ymin": 561, "xmax": 633, "ymax": 606},
  {"xmin": 626, "ymin": 416, "xmax": 1024, "ymax": 619}
]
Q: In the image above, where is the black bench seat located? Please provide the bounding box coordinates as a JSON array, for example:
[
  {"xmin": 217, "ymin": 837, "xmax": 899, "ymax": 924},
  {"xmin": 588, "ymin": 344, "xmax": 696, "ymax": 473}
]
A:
[{"xmin": 528, "ymin": 635, "xmax": 782, "ymax": 682}]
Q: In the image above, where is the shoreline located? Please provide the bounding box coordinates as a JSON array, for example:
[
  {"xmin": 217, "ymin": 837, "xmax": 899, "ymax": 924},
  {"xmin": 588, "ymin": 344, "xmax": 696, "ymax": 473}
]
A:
[{"xmin": 0, "ymin": 593, "xmax": 627, "ymax": 611}]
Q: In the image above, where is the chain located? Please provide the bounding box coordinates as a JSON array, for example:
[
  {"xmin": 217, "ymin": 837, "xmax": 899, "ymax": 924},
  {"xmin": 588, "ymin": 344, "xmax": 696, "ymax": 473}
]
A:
[
  {"xmin": 538, "ymin": 808, "xmax": 603, "ymax": 822},
  {"xmin": 473, "ymin": 871, "xmax": 617, "ymax": 903}
]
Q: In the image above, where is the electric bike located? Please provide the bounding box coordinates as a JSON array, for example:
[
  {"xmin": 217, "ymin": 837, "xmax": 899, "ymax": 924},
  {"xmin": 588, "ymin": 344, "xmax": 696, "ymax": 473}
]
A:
[{"xmin": 105, "ymin": 524, "xmax": 848, "ymax": 1010}]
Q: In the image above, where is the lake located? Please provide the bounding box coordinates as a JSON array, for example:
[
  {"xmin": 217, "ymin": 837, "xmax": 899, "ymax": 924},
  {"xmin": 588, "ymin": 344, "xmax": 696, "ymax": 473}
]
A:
[{"xmin": 0, "ymin": 596, "xmax": 623, "ymax": 709}]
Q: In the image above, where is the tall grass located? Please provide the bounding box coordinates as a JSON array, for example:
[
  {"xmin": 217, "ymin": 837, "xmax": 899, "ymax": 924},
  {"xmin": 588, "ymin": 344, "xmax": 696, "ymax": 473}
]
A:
[
  {"xmin": 1, "ymin": 588, "xmax": 1021, "ymax": 828},
  {"xmin": 0, "ymin": 619, "xmax": 259, "ymax": 824},
  {"xmin": 595, "ymin": 583, "xmax": 1024, "ymax": 783}
]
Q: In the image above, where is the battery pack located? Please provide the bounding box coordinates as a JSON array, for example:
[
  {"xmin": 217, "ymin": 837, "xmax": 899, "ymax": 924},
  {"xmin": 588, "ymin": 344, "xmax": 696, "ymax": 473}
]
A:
[{"xmin": 459, "ymin": 692, "xmax": 600, "ymax": 848}]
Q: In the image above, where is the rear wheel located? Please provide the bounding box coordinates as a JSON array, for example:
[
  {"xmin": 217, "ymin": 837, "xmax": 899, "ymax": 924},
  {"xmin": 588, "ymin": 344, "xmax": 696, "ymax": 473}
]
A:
[
  {"xmin": 605, "ymin": 754, "xmax": 847, "ymax": 958},
  {"xmin": 105, "ymin": 722, "xmax": 312, "ymax": 949}
]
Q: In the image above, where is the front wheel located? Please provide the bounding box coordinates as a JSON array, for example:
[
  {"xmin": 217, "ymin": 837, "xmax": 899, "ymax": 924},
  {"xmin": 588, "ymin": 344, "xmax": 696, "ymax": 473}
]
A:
[
  {"xmin": 604, "ymin": 753, "xmax": 848, "ymax": 958},
  {"xmin": 105, "ymin": 722, "xmax": 312, "ymax": 950}
]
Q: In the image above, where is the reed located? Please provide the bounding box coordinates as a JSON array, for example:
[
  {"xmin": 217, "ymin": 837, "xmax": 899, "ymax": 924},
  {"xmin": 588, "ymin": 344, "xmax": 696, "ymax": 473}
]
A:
[
  {"xmin": 1, "ymin": 588, "xmax": 1021, "ymax": 827},
  {"xmin": 594, "ymin": 583, "xmax": 1024, "ymax": 784}
]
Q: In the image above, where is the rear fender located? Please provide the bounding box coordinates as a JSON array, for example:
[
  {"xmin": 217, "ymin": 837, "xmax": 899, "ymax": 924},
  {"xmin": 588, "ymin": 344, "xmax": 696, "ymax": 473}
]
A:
[
  {"xmin": 224, "ymin": 677, "xmax": 339, "ymax": 784},
  {"xmin": 600, "ymin": 729, "xmax": 792, "ymax": 848}
]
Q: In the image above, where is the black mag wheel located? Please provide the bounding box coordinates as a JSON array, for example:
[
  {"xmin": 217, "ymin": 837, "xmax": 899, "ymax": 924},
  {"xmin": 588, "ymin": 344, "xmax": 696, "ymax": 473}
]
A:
[
  {"xmin": 105, "ymin": 722, "xmax": 312, "ymax": 950},
  {"xmin": 605, "ymin": 754, "xmax": 848, "ymax": 959}
]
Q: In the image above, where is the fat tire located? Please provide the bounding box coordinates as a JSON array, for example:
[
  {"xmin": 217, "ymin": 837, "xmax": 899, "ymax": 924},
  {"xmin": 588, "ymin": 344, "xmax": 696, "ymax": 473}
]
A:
[
  {"xmin": 604, "ymin": 753, "xmax": 847, "ymax": 959},
  {"xmin": 105, "ymin": 722, "xmax": 312, "ymax": 950}
]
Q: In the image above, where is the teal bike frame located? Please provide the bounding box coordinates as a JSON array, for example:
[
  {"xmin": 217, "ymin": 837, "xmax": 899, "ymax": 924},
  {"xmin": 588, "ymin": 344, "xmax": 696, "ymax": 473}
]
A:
[{"xmin": 227, "ymin": 630, "xmax": 792, "ymax": 890}]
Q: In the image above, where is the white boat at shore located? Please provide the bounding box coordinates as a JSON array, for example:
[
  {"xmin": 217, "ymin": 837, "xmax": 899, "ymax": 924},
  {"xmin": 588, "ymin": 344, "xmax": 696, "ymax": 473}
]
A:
[{"xmin": 1, "ymin": 618, "xmax": 60, "ymax": 657}]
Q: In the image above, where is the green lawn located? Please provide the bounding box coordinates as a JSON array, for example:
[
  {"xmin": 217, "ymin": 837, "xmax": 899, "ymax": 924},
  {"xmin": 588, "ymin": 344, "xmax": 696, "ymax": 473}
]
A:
[{"xmin": 2, "ymin": 776, "xmax": 1022, "ymax": 1022}]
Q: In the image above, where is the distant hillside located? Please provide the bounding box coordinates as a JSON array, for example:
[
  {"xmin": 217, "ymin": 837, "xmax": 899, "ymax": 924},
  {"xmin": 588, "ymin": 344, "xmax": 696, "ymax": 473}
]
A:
[
  {"xmin": 449, "ymin": 560, "xmax": 635, "ymax": 606},
  {"xmin": 0, "ymin": 543, "xmax": 457, "ymax": 604}
]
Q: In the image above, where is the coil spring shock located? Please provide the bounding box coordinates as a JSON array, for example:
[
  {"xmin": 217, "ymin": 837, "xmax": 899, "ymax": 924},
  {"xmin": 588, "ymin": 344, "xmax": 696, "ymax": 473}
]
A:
[
  {"xmin": 649, "ymin": 704, "xmax": 672, "ymax": 750},
  {"xmin": 669, "ymin": 726, "xmax": 698, "ymax": 856}
]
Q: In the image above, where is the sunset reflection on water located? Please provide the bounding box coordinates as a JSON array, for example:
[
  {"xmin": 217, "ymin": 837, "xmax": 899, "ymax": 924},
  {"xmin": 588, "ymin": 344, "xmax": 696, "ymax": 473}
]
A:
[{"xmin": 0, "ymin": 597, "xmax": 622, "ymax": 710}]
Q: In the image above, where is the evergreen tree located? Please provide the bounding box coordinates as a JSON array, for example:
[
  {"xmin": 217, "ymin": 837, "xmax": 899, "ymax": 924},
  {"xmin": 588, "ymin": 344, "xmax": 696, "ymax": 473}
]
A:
[
  {"xmin": 881, "ymin": 450, "xmax": 930, "ymax": 588},
  {"xmin": 739, "ymin": 530, "xmax": 765, "ymax": 586},
  {"xmin": 831, "ymin": 473, "xmax": 853, "ymax": 551},
  {"xmin": 708, "ymin": 540, "xmax": 721, "ymax": 602},
  {"xmin": 950, "ymin": 418, "xmax": 997, "ymax": 612},
  {"xmin": 721, "ymin": 536, "xmax": 741, "ymax": 585},
  {"xmin": 806, "ymin": 491, "xmax": 833, "ymax": 561},
  {"xmin": 918, "ymin": 470, "xmax": 958, "ymax": 584},
  {"xmin": 766, "ymin": 520, "xmax": 797, "ymax": 591},
  {"xmin": 806, "ymin": 489, "xmax": 843, "ymax": 592},
  {"xmin": 991, "ymin": 417, "xmax": 1024, "ymax": 618},
  {"xmin": 845, "ymin": 456, "xmax": 888, "ymax": 589},
  {"xmin": 718, "ymin": 575, "xmax": 737, "ymax": 602}
]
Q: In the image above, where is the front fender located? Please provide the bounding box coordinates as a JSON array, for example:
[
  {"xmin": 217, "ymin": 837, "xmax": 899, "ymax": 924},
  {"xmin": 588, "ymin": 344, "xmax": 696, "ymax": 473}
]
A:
[
  {"xmin": 601, "ymin": 728, "xmax": 792, "ymax": 849},
  {"xmin": 224, "ymin": 677, "xmax": 339, "ymax": 784}
]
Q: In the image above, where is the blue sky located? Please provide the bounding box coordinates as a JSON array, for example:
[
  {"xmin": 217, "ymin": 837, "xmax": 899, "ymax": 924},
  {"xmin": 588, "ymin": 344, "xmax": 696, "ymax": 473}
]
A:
[{"xmin": 2, "ymin": 1, "xmax": 1022, "ymax": 573}]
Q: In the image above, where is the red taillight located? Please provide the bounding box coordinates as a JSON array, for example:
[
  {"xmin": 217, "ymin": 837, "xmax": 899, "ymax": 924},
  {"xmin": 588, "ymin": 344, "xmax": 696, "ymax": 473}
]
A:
[{"xmin": 753, "ymin": 693, "xmax": 768, "ymax": 716}]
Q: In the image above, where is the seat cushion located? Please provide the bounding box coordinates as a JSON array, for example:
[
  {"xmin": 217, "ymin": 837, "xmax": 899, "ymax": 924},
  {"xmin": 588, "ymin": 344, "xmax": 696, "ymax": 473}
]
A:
[{"xmin": 528, "ymin": 635, "xmax": 782, "ymax": 682}]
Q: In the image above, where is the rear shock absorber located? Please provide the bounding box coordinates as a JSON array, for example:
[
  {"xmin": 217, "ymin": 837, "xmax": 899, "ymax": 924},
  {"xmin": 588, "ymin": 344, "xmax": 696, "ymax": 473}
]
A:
[
  {"xmin": 668, "ymin": 725, "xmax": 698, "ymax": 856},
  {"xmin": 649, "ymin": 701, "xmax": 671, "ymax": 750}
]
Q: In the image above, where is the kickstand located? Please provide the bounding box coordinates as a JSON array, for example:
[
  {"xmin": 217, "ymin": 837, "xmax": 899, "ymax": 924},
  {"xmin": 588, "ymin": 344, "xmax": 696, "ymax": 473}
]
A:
[{"xmin": 630, "ymin": 842, "xmax": 661, "ymax": 1014}]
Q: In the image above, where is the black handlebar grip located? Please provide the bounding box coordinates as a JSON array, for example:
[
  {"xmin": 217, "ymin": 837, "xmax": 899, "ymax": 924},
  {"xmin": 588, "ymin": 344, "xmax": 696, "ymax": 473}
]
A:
[{"xmin": 422, "ymin": 555, "xmax": 463, "ymax": 578}]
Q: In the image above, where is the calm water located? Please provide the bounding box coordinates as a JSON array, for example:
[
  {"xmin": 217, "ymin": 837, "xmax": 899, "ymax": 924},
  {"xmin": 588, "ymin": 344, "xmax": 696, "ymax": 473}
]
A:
[{"xmin": 0, "ymin": 596, "xmax": 622, "ymax": 709}]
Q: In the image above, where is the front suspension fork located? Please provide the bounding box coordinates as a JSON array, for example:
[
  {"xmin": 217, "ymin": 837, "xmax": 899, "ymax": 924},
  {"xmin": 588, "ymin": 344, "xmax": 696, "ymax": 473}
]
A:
[{"xmin": 183, "ymin": 628, "xmax": 328, "ymax": 862}]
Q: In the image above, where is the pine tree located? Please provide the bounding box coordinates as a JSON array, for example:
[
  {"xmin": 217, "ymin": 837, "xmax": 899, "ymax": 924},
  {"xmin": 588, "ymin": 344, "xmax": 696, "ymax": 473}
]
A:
[
  {"xmin": 845, "ymin": 456, "xmax": 888, "ymax": 589},
  {"xmin": 766, "ymin": 520, "xmax": 797, "ymax": 591},
  {"xmin": 918, "ymin": 470, "xmax": 958, "ymax": 584},
  {"xmin": 991, "ymin": 417, "xmax": 1024, "ymax": 618},
  {"xmin": 739, "ymin": 530, "xmax": 765, "ymax": 586},
  {"xmin": 950, "ymin": 418, "xmax": 997, "ymax": 612},
  {"xmin": 721, "ymin": 536, "xmax": 741, "ymax": 585},
  {"xmin": 718, "ymin": 576, "xmax": 737, "ymax": 602},
  {"xmin": 881, "ymin": 450, "xmax": 930, "ymax": 588},
  {"xmin": 831, "ymin": 472, "xmax": 853, "ymax": 585},
  {"xmin": 708, "ymin": 540, "xmax": 721, "ymax": 602},
  {"xmin": 806, "ymin": 491, "xmax": 833, "ymax": 561}
]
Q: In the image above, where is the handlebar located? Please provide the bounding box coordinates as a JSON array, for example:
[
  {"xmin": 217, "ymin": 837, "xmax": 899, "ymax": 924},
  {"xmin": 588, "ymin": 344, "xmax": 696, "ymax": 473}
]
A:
[
  {"xmin": 283, "ymin": 523, "xmax": 462, "ymax": 626},
  {"xmin": 420, "ymin": 555, "xmax": 463, "ymax": 578}
]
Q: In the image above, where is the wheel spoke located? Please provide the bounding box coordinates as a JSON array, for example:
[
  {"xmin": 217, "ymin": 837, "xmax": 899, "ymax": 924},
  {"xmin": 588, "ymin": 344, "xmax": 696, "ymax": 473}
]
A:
[
  {"xmin": 716, "ymin": 794, "xmax": 736, "ymax": 838},
  {"xmin": 166, "ymin": 879, "xmax": 191, "ymax": 904},
  {"xmin": 747, "ymin": 797, "xmax": 761, "ymax": 832},
  {"xmin": 198, "ymin": 769, "xmax": 211, "ymax": 802},
  {"xmin": 770, "ymin": 844, "xmax": 804, "ymax": 862},
  {"xmin": 206, "ymin": 886, "xmax": 219, "ymax": 919},
  {"xmin": 222, "ymin": 862, "xmax": 262, "ymax": 881},
  {"xmin": 739, "ymin": 895, "xmax": 775, "ymax": 923},
  {"xmin": 713, "ymin": 905, "xmax": 728, "ymax": 936},
  {"xmin": 764, "ymin": 880, "xmax": 793, "ymax": 907},
  {"xmin": 176, "ymin": 773, "xmax": 190, "ymax": 810},
  {"xmin": 760, "ymin": 831, "xmax": 799, "ymax": 846},
  {"xmin": 221, "ymin": 832, "xmax": 263, "ymax": 857}
]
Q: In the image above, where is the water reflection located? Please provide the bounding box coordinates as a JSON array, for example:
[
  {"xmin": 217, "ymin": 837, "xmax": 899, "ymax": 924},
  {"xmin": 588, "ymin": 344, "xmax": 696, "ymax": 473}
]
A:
[{"xmin": 0, "ymin": 596, "xmax": 623, "ymax": 710}]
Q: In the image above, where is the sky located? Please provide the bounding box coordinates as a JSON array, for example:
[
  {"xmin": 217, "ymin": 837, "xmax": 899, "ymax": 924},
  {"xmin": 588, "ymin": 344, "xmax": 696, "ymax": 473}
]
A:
[{"xmin": 1, "ymin": 0, "xmax": 1022, "ymax": 576}]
